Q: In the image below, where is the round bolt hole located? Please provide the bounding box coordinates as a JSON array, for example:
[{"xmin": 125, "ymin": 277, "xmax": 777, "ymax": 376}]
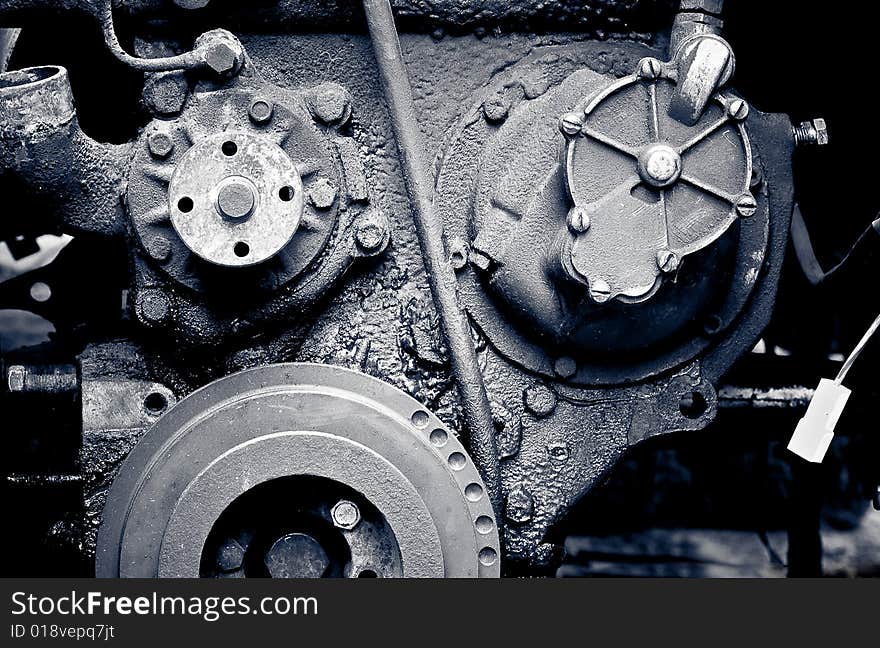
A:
[
  {"xmin": 144, "ymin": 391, "xmax": 168, "ymax": 415},
  {"xmin": 233, "ymin": 242, "xmax": 250, "ymax": 258},
  {"xmin": 356, "ymin": 569, "xmax": 378, "ymax": 578},
  {"xmin": 679, "ymin": 391, "xmax": 708, "ymax": 419},
  {"xmin": 279, "ymin": 186, "xmax": 295, "ymax": 201},
  {"xmin": 221, "ymin": 141, "xmax": 238, "ymax": 156},
  {"xmin": 177, "ymin": 197, "xmax": 194, "ymax": 213},
  {"xmin": 29, "ymin": 282, "xmax": 51, "ymax": 303}
]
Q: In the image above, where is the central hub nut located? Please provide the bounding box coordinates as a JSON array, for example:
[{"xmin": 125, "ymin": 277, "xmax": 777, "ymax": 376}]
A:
[
  {"xmin": 638, "ymin": 143, "xmax": 682, "ymax": 188},
  {"xmin": 216, "ymin": 177, "xmax": 257, "ymax": 220}
]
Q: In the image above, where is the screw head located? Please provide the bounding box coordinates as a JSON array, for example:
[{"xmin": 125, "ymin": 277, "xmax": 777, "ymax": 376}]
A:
[
  {"xmin": 589, "ymin": 278, "xmax": 612, "ymax": 303},
  {"xmin": 559, "ymin": 111, "xmax": 584, "ymax": 137},
  {"xmin": 727, "ymin": 98, "xmax": 749, "ymax": 121},
  {"xmin": 331, "ymin": 500, "xmax": 361, "ymax": 530},
  {"xmin": 656, "ymin": 249, "xmax": 680, "ymax": 274},
  {"xmin": 355, "ymin": 221, "xmax": 385, "ymax": 252},
  {"xmin": 736, "ymin": 193, "xmax": 758, "ymax": 218},
  {"xmin": 567, "ymin": 206, "xmax": 591, "ymax": 234},
  {"xmin": 248, "ymin": 98, "xmax": 274, "ymax": 124},
  {"xmin": 147, "ymin": 132, "xmax": 174, "ymax": 159},
  {"xmin": 638, "ymin": 57, "xmax": 663, "ymax": 80}
]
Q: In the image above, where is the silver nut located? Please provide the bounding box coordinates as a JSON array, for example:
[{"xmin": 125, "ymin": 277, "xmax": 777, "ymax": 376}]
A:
[
  {"xmin": 559, "ymin": 111, "xmax": 584, "ymax": 137},
  {"xmin": 813, "ymin": 118, "xmax": 829, "ymax": 146},
  {"xmin": 656, "ymin": 249, "xmax": 680, "ymax": 274},
  {"xmin": 735, "ymin": 193, "xmax": 758, "ymax": 218},
  {"xmin": 567, "ymin": 206, "xmax": 591, "ymax": 234},
  {"xmin": 331, "ymin": 500, "xmax": 361, "ymax": 530}
]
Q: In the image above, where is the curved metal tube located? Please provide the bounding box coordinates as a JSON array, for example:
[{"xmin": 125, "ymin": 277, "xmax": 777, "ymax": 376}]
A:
[{"xmin": 362, "ymin": 0, "xmax": 502, "ymax": 516}]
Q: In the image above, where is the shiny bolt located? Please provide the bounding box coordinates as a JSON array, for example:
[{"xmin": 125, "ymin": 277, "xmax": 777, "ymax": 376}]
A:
[
  {"xmin": 589, "ymin": 278, "xmax": 612, "ymax": 303},
  {"xmin": 331, "ymin": 500, "xmax": 361, "ymax": 530},
  {"xmin": 567, "ymin": 206, "xmax": 591, "ymax": 234},
  {"xmin": 656, "ymin": 249, "xmax": 680, "ymax": 274},
  {"xmin": 559, "ymin": 111, "xmax": 584, "ymax": 136},
  {"xmin": 736, "ymin": 193, "xmax": 758, "ymax": 218},
  {"xmin": 147, "ymin": 132, "xmax": 174, "ymax": 159},
  {"xmin": 248, "ymin": 98, "xmax": 274, "ymax": 124},
  {"xmin": 216, "ymin": 539, "xmax": 244, "ymax": 572},
  {"xmin": 638, "ymin": 57, "xmax": 663, "ymax": 80},
  {"xmin": 727, "ymin": 98, "xmax": 749, "ymax": 121},
  {"xmin": 355, "ymin": 221, "xmax": 385, "ymax": 252},
  {"xmin": 793, "ymin": 118, "xmax": 829, "ymax": 147},
  {"xmin": 7, "ymin": 365, "xmax": 25, "ymax": 393}
]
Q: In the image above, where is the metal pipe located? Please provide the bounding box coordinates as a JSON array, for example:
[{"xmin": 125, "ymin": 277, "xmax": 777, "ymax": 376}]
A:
[{"xmin": 362, "ymin": 0, "xmax": 502, "ymax": 516}]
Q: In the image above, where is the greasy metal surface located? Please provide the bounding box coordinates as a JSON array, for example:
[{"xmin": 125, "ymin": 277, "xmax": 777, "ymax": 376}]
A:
[{"xmin": 96, "ymin": 363, "xmax": 500, "ymax": 578}]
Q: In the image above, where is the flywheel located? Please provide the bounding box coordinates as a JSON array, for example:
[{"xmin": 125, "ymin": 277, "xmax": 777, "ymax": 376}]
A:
[{"xmin": 96, "ymin": 363, "xmax": 500, "ymax": 578}]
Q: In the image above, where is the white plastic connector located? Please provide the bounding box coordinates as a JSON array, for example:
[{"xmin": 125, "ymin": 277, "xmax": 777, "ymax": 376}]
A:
[{"xmin": 787, "ymin": 378, "xmax": 851, "ymax": 463}]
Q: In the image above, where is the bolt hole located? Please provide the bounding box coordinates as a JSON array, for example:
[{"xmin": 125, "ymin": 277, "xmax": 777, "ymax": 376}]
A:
[
  {"xmin": 177, "ymin": 197, "xmax": 194, "ymax": 213},
  {"xmin": 279, "ymin": 186, "xmax": 295, "ymax": 201},
  {"xmin": 357, "ymin": 569, "xmax": 378, "ymax": 578},
  {"xmin": 679, "ymin": 391, "xmax": 708, "ymax": 419},
  {"xmin": 144, "ymin": 391, "xmax": 168, "ymax": 415},
  {"xmin": 233, "ymin": 242, "xmax": 250, "ymax": 258},
  {"xmin": 29, "ymin": 282, "xmax": 51, "ymax": 303},
  {"xmin": 221, "ymin": 141, "xmax": 238, "ymax": 156}
]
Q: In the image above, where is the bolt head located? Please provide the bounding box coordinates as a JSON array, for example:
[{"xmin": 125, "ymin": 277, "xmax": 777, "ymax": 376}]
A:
[
  {"xmin": 736, "ymin": 193, "xmax": 758, "ymax": 218},
  {"xmin": 482, "ymin": 96, "xmax": 510, "ymax": 123},
  {"xmin": 144, "ymin": 235, "xmax": 172, "ymax": 262},
  {"xmin": 589, "ymin": 278, "xmax": 612, "ymax": 303},
  {"xmin": 217, "ymin": 180, "xmax": 256, "ymax": 220},
  {"xmin": 554, "ymin": 356, "xmax": 577, "ymax": 379},
  {"xmin": 248, "ymin": 98, "xmax": 274, "ymax": 124},
  {"xmin": 143, "ymin": 72, "xmax": 188, "ymax": 116},
  {"xmin": 656, "ymin": 249, "xmax": 680, "ymax": 274},
  {"xmin": 308, "ymin": 178, "xmax": 338, "ymax": 210},
  {"xmin": 567, "ymin": 206, "xmax": 591, "ymax": 234},
  {"xmin": 523, "ymin": 382, "xmax": 557, "ymax": 418},
  {"xmin": 559, "ymin": 111, "xmax": 584, "ymax": 137},
  {"xmin": 355, "ymin": 221, "xmax": 385, "ymax": 252},
  {"xmin": 638, "ymin": 57, "xmax": 663, "ymax": 80},
  {"xmin": 205, "ymin": 41, "xmax": 239, "ymax": 75},
  {"xmin": 216, "ymin": 539, "xmax": 244, "ymax": 572},
  {"xmin": 310, "ymin": 84, "xmax": 352, "ymax": 126},
  {"xmin": 813, "ymin": 118, "xmax": 829, "ymax": 145},
  {"xmin": 331, "ymin": 500, "xmax": 361, "ymax": 530},
  {"xmin": 147, "ymin": 132, "xmax": 174, "ymax": 159},
  {"xmin": 135, "ymin": 289, "xmax": 171, "ymax": 325},
  {"xmin": 727, "ymin": 98, "xmax": 749, "ymax": 121},
  {"xmin": 7, "ymin": 365, "xmax": 25, "ymax": 392}
]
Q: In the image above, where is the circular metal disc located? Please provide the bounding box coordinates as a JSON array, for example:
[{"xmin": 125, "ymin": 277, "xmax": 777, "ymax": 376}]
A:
[
  {"xmin": 96, "ymin": 364, "xmax": 501, "ymax": 578},
  {"xmin": 168, "ymin": 131, "xmax": 304, "ymax": 267}
]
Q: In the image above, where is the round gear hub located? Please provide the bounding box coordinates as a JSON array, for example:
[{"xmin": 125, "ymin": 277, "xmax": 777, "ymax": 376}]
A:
[{"xmin": 96, "ymin": 364, "xmax": 501, "ymax": 578}]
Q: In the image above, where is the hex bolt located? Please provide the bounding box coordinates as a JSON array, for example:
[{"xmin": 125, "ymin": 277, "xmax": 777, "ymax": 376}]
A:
[
  {"xmin": 735, "ymin": 193, "xmax": 758, "ymax": 218},
  {"xmin": 589, "ymin": 278, "xmax": 612, "ymax": 303},
  {"xmin": 308, "ymin": 178, "xmax": 338, "ymax": 210},
  {"xmin": 310, "ymin": 84, "xmax": 352, "ymax": 126},
  {"xmin": 559, "ymin": 111, "xmax": 584, "ymax": 137},
  {"xmin": 793, "ymin": 118, "xmax": 829, "ymax": 147},
  {"xmin": 135, "ymin": 289, "xmax": 171, "ymax": 326},
  {"xmin": 523, "ymin": 382, "xmax": 557, "ymax": 418},
  {"xmin": 6, "ymin": 364, "xmax": 78, "ymax": 395},
  {"xmin": 638, "ymin": 57, "xmax": 663, "ymax": 80},
  {"xmin": 355, "ymin": 220, "xmax": 385, "ymax": 252},
  {"xmin": 656, "ymin": 249, "xmax": 680, "ymax": 274},
  {"xmin": 567, "ymin": 206, "xmax": 591, "ymax": 234},
  {"xmin": 147, "ymin": 132, "xmax": 175, "ymax": 159},
  {"xmin": 143, "ymin": 72, "xmax": 188, "ymax": 117},
  {"xmin": 204, "ymin": 41, "xmax": 241, "ymax": 76},
  {"xmin": 331, "ymin": 500, "xmax": 361, "ymax": 530},
  {"xmin": 482, "ymin": 96, "xmax": 510, "ymax": 123},
  {"xmin": 726, "ymin": 98, "xmax": 749, "ymax": 121},
  {"xmin": 216, "ymin": 539, "xmax": 244, "ymax": 572},
  {"xmin": 144, "ymin": 235, "xmax": 172, "ymax": 263},
  {"xmin": 248, "ymin": 98, "xmax": 274, "ymax": 125}
]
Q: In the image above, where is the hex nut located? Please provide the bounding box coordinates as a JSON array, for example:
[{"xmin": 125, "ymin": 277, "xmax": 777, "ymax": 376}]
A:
[{"xmin": 331, "ymin": 500, "xmax": 361, "ymax": 530}]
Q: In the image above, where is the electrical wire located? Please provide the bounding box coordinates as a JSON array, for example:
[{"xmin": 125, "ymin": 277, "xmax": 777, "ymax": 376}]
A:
[{"xmin": 835, "ymin": 311, "xmax": 880, "ymax": 385}]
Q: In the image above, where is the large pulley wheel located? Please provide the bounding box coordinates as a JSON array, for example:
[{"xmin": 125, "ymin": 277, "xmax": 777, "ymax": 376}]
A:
[{"xmin": 96, "ymin": 364, "xmax": 501, "ymax": 578}]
